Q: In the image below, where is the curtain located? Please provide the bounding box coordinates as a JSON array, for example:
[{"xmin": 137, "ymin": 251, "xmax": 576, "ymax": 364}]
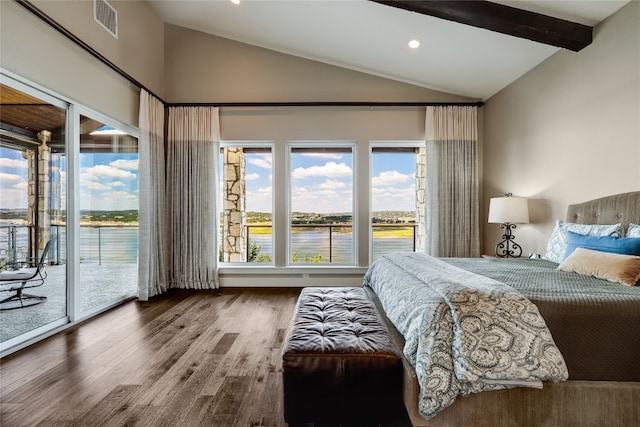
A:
[
  {"xmin": 138, "ymin": 89, "xmax": 168, "ymax": 301},
  {"xmin": 166, "ymin": 106, "xmax": 219, "ymax": 290},
  {"xmin": 425, "ymin": 105, "xmax": 479, "ymax": 257}
]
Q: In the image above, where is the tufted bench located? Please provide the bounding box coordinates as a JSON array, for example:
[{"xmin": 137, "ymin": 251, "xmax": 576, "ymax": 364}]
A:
[{"xmin": 282, "ymin": 287, "xmax": 404, "ymax": 425}]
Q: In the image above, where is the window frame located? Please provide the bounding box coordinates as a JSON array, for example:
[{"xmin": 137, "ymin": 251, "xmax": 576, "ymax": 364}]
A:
[
  {"xmin": 217, "ymin": 140, "xmax": 276, "ymax": 266},
  {"xmin": 286, "ymin": 140, "xmax": 358, "ymax": 267},
  {"xmin": 369, "ymin": 140, "xmax": 425, "ymax": 263}
]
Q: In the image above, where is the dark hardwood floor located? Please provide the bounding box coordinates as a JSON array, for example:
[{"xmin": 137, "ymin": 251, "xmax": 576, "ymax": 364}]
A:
[{"xmin": 1, "ymin": 288, "xmax": 305, "ymax": 426}]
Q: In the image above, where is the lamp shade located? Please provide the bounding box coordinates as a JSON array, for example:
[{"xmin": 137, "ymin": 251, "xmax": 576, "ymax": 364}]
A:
[{"xmin": 488, "ymin": 196, "xmax": 530, "ymax": 224}]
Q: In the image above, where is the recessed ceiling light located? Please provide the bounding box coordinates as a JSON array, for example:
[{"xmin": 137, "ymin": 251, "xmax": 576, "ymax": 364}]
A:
[
  {"xmin": 408, "ymin": 39, "xmax": 421, "ymax": 49},
  {"xmin": 230, "ymin": 0, "xmax": 240, "ymax": 4}
]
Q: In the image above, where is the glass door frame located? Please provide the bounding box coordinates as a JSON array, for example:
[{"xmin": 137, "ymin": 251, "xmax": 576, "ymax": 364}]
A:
[
  {"xmin": 0, "ymin": 71, "xmax": 70, "ymax": 354},
  {"xmin": 71, "ymin": 105, "xmax": 139, "ymax": 322}
]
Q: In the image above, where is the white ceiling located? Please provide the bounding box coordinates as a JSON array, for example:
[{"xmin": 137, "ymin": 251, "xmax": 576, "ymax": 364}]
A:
[{"xmin": 148, "ymin": 0, "xmax": 630, "ymax": 100}]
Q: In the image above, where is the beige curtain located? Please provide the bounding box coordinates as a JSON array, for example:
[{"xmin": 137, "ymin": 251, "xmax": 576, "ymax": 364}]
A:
[
  {"xmin": 137, "ymin": 89, "xmax": 168, "ymax": 300},
  {"xmin": 425, "ymin": 106, "xmax": 479, "ymax": 257},
  {"xmin": 166, "ymin": 106, "xmax": 219, "ymax": 290}
]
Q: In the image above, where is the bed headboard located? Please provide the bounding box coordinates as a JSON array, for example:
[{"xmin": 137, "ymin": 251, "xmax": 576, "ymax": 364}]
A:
[{"xmin": 566, "ymin": 191, "xmax": 640, "ymax": 230}]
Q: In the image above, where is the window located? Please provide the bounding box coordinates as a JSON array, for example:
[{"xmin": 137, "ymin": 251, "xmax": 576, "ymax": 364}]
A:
[
  {"xmin": 219, "ymin": 143, "xmax": 273, "ymax": 263},
  {"xmin": 288, "ymin": 143, "xmax": 355, "ymax": 265},
  {"xmin": 370, "ymin": 143, "xmax": 425, "ymax": 261}
]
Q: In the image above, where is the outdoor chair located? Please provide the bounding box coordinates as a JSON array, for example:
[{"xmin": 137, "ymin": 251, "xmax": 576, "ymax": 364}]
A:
[{"xmin": 0, "ymin": 237, "xmax": 55, "ymax": 310}]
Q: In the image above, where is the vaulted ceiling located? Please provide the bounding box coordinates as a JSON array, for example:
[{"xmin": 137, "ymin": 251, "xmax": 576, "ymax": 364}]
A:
[{"xmin": 148, "ymin": 0, "xmax": 630, "ymax": 100}]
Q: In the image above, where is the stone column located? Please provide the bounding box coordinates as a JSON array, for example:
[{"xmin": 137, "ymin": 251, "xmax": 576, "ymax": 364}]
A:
[
  {"xmin": 415, "ymin": 146, "xmax": 426, "ymax": 253},
  {"xmin": 36, "ymin": 130, "xmax": 51, "ymax": 261},
  {"xmin": 23, "ymin": 149, "xmax": 35, "ymax": 260},
  {"xmin": 223, "ymin": 147, "xmax": 246, "ymax": 262}
]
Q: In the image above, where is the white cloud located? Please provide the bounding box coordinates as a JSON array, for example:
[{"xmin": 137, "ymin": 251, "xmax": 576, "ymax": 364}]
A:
[
  {"xmin": 246, "ymin": 185, "xmax": 272, "ymax": 212},
  {"xmin": 110, "ymin": 181, "xmax": 126, "ymax": 188},
  {"xmin": 109, "ymin": 159, "xmax": 138, "ymax": 171},
  {"xmin": 84, "ymin": 164, "xmax": 136, "ymax": 180},
  {"xmin": 248, "ymin": 156, "xmax": 272, "ymax": 169},
  {"xmin": 79, "ymin": 190, "xmax": 139, "ymax": 211},
  {"xmin": 85, "ymin": 181, "xmax": 111, "ymax": 191},
  {"xmin": 246, "ymin": 173, "xmax": 260, "ymax": 181},
  {"xmin": 0, "ymin": 157, "xmax": 28, "ymax": 169},
  {"xmin": 0, "ymin": 172, "xmax": 24, "ymax": 183},
  {"xmin": 317, "ymin": 179, "xmax": 347, "ymax": 190},
  {"xmin": 372, "ymin": 185, "xmax": 416, "ymax": 212},
  {"xmin": 292, "ymin": 162, "xmax": 352, "ymax": 179},
  {"xmin": 291, "ymin": 186, "xmax": 352, "ymax": 213},
  {"xmin": 372, "ymin": 170, "xmax": 412, "ymax": 186},
  {"xmin": 110, "ymin": 190, "xmax": 139, "ymax": 201},
  {"xmin": 0, "ymin": 188, "xmax": 27, "ymax": 209},
  {"xmin": 13, "ymin": 182, "xmax": 28, "ymax": 189}
]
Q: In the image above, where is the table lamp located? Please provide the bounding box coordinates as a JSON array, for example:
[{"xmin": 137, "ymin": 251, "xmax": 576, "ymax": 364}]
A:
[{"xmin": 488, "ymin": 193, "xmax": 529, "ymax": 257}]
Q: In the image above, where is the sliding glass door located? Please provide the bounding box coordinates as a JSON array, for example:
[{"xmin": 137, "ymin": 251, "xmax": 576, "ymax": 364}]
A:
[
  {"xmin": 1, "ymin": 76, "xmax": 139, "ymax": 353},
  {"xmin": 0, "ymin": 81, "xmax": 67, "ymax": 344},
  {"xmin": 76, "ymin": 114, "xmax": 138, "ymax": 315}
]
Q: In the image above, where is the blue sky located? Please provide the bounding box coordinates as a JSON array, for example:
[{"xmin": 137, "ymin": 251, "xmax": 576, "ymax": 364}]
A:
[
  {"xmin": 77, "ymin": 153, "xmax": 139, "ymax": 211},
  {"xmin": 0, "ymin": 146, "xmax": 139, "ymax": 211},
  {"xmin": 242, "ymin": 149, "xmax": 416, "ymax": 214},
  {"xmin": 2, "ymin": 145, "xmax": 415, "ymax": 214},
  {"xmin": 0, "ymin": 147, "xmax": 29, "ymax": 209}
]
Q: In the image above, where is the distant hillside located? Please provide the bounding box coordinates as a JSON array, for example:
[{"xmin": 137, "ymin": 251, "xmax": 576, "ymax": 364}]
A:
[
  {"xmin": 0, "ymin": 209, "xmax": 138, "ymax": 224},
  {"xmin": 247, "ymin": 211, "xmax": 416, "ymax": 224}
]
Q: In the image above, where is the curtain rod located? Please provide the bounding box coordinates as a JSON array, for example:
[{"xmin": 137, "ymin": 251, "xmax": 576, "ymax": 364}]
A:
[
  {"xmin": 173, "ymin": 101, "xmax": 484, "ymax": 108},
  {"xmin": 18, "ymin": 0, "xmax": 484, "ymax": 109}
]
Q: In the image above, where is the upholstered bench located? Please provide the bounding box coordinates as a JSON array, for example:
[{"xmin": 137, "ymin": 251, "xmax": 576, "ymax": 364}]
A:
[{"xmin": 282, "ymin": 287, "xmax": 404, "ymax": 425}]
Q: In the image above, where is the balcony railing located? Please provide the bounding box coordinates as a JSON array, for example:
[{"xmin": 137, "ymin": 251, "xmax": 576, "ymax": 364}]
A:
[
  {"xmin": 1, "ymin": 224, "xmax": 139, "ymax": 267},
  {"xmin": 238, "ymin": 223, "xmax": 417, "ymax": 262},
  {"xmin": 0, "ymin": 224, "xmax": 34, "ymax": 265}
]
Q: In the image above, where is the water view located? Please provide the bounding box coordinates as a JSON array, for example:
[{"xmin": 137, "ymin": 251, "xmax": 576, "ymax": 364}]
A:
[{"xmin": 3, "ymin": 223, "xmax": 416, "ymax": 265}]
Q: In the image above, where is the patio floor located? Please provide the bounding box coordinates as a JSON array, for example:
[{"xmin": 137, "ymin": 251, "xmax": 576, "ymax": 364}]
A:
[{"xmin": 0, "ymin": 263, "xmax": 137, "ymax": 343}]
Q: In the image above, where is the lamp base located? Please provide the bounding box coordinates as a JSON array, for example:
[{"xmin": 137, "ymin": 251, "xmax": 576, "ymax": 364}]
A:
[{"xmin": 495, "ymin": 223, "xmax": 523, "ymax": 258}]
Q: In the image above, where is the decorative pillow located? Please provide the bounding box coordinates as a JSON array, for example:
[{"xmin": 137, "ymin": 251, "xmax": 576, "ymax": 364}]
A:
[
  {"xmin": 543, "ymin": 220, "xmax": 623, "ymax": 263},
  {"xmin": 557, "ymin": 248, "xmax": 640, "ymax": 286},
  {"xmin": 564, "ymin": 231, "xmax": 640, "ymax": 260},
  {"xmin": 627, "ymin": 223, "xmax": 640, "ymax": 238}
]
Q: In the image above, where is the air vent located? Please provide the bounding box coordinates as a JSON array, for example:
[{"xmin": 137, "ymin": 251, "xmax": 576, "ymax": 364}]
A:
[{"xmin": 94, "ymin": 0, "xmax": 118, "ymax": 38}]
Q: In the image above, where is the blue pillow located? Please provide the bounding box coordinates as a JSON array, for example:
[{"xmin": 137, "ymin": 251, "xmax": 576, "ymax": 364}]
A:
[{"xmin": 564, "ymin": 231, "xmax": 640, "ymax": 260}]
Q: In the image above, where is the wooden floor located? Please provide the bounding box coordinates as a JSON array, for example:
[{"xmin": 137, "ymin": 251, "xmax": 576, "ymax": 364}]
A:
[{"xmin": 0, "ymin": 288, "xmax": 310, "ymax": 427}]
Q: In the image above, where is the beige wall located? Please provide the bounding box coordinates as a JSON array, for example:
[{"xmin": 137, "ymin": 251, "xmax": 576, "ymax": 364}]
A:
[
  {"xmin": 1, "ymin": 0, "xmax": 165, "ymax": 127},
  {"xmin": 165, "ymin": 24, "xmax": 480, "ymax": 281},
  {"xmin": 164, "ymin": 24, "xmax": 473, "ymax": 105},
  {"xmin": 483, "ymin": 0, "xmax": 640, "ymax": 256},
  {"xmin": 31, "ymin": 0, "xmax": 165, "ymax": 98}
]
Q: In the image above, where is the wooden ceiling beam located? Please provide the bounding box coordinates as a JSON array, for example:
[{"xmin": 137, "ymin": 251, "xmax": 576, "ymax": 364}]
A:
[{"xmin": 370, "ymin": 0, "xmax": 592, "ymax": 51}]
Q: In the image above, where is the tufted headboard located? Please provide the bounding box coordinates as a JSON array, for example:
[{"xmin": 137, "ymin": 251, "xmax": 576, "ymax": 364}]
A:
[{"xmin": 566, "ymin": 191, "xmax": 640, "ymax": 231}]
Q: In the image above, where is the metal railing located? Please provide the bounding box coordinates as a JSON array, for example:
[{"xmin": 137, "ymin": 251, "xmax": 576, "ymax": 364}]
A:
[
  {"xmin": 1, "ymin": 224, "xmax": 139, "ymax": 267},
  {"xmin": 0, "ymin": 224, "xmax": 35, "ymax": 265},
  {"xmin": 240, "ymin": 223, "xmax": 417, "ymax": 262}
]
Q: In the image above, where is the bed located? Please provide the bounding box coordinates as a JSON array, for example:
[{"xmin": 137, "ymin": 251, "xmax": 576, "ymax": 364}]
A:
[{"xmin": 363, "ymin": 191, "xmax": 640, "ymax": 427}]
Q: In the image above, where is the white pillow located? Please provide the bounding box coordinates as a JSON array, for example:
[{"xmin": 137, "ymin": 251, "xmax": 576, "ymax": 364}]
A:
[
  {"xmin": 543, "ymin": 220, "xmax": 623, "ymax": 263},
  {"xmin": 627, "ymin": 223, "xmax": 640, "ymax": 238}
]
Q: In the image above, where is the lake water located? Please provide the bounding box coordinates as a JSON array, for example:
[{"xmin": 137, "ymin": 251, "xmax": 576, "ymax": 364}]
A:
[
  {"xmin": 250, "ymin": 231, "xmax": 414, "ymax": 263},
  {"xmin": 1, "ymin": 226, "xmax": 414, "ymax": 265}
]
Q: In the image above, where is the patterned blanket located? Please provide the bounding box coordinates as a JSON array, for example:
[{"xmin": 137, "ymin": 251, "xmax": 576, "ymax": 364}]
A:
[{"xmin": 363, "ymin": 253, "xmax": 568, "ymax": 419}]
